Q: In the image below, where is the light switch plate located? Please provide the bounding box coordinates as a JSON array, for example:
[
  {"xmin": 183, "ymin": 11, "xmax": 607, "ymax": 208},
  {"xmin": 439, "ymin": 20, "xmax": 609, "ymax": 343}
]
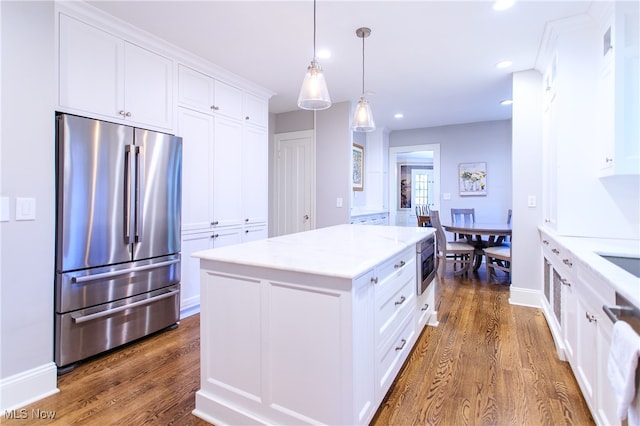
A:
[
  {"xmin": 0, "ymin": 197, "xmax": 9, "ymax": 222},
  {"xmin": 527, "ymin": 195, "xmax": 536, "ymax": 208},
  {"xmin": 16, "ymin": 197, "xmax": 36, "ymax": 220},
  {"xmin": 336, "ymin": 197, "xmax": 343, "ymax": 208},
  {"xmin": 443, "ymin": 193, "xmax": 451, "ymax": 200}
]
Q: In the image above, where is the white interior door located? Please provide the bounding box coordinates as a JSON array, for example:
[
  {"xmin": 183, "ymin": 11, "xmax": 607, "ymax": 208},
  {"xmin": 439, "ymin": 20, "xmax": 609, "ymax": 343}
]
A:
[{"xmin": 274, "ymin": 131, "xmax": 315, "ymax": 236}]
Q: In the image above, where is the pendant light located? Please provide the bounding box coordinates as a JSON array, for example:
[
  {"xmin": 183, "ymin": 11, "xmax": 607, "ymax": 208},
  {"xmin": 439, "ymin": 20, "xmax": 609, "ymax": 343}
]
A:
[
  {"xmin": 297, "ymin": 0, "xmax": 331, "ymax": 110},
  {"xmin": 352, "ymin": 27, "xmax": 375, "ymax": 132}
]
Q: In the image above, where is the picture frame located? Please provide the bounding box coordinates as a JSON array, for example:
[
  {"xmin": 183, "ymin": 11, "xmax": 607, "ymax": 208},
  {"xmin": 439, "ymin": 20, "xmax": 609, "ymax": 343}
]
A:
[
  {"xmin": 459, "ymin": 162, "xmax": 487, "ymax": 196},
  {"xmin": 352, "ymin": 144, "xmax": 364, "ymax": 191}
]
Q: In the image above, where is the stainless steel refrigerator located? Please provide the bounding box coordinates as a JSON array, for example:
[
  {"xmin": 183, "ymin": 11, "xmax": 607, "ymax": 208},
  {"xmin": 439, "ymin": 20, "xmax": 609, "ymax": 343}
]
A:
[{"xmin": 54, "ymin": 113, "xmax": 182, "ymax": 370}]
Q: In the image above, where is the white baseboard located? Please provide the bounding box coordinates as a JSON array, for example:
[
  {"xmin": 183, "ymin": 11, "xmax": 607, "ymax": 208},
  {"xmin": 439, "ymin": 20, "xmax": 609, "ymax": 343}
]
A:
[
  {"xmin": 180, "ymin": 301, "xmax": 200, "ymax": 319},
  {"xmin": 508, "ymin": 285, "xmax": 541, "ymax": 308},
  {"xmin": 0, "ymin": 362, "xmax": 58, "ymax": 413}
]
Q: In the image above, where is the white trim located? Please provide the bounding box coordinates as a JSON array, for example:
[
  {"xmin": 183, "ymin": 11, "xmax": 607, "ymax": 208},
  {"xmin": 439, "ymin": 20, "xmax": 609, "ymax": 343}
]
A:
[
  {"xmin": 507, "ymin": 286, "xmax": 541, "ymax": 308},
  {"xmin": 0, "ymin": 363, "xmax": 58, "ymax": 412},
  {"xmin": 388, "ymin": 144, "xmax": 441, "ymax": 226}
]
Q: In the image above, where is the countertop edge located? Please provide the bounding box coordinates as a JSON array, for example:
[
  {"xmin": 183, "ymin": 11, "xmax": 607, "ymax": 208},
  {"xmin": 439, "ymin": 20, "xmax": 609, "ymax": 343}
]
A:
[{"xmin": 538, "ymin": 226, "xmax": 640, "ymax": 308}]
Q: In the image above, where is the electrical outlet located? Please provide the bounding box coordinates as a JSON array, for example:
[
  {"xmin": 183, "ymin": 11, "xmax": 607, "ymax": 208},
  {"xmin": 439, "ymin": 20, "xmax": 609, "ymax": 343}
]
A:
[{"xmin": 527, "ymin": 195, "xmax": 536, "ymax": 208}]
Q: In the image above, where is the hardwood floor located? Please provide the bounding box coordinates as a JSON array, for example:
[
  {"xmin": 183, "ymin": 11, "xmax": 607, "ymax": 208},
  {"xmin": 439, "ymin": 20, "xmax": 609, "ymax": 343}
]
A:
[{"xmin": 3, "ymin": 267, "xmax": 594, "ymax": 425}]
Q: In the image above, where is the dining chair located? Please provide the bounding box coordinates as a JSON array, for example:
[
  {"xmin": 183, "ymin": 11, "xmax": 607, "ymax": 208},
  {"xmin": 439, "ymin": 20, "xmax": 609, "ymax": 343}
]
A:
[
  {"xmin": 450, "ymin": 208, "xmax": 475, "ymax": 241},
  {"xmin": 484, "ymin": 244, "xmax": 511, "ymax": 284},
  {"xmin": 415, "ymin": 204, "xmax": 431, "ymax": 227},
  {"xmin": 431, "ymin": 210, "xmax": 475, "ymax": 277},
  {"xmin": 496, "ymin": 208, "xmax": 513, "ymax": 246}
]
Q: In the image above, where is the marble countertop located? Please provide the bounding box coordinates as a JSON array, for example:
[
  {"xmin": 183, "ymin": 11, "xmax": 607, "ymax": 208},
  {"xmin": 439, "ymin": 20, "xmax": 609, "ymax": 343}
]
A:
[
  {"xmin": 542, "ymin": 229, "xmax": 640, "ymax": 308},
  {"xmin": 350, "ymin": 209, "xmax": 389, "ymax": 218},
  {"xmin": 193, "ymin": 224, "xmax": 434, "ymax": 279}
]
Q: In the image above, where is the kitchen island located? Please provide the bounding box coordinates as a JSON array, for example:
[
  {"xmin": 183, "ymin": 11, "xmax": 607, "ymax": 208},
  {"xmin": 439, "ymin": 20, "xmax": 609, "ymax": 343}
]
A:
[{"xmin": 192, "ymin": 224, "xmax": 436, "ymax": 425}]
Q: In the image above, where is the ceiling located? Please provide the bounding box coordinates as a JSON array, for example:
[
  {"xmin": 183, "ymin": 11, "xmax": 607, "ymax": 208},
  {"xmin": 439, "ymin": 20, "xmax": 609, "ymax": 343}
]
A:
[{"xmin": 87, "ymin": 0, "xmax": 591, "ymax": 131}]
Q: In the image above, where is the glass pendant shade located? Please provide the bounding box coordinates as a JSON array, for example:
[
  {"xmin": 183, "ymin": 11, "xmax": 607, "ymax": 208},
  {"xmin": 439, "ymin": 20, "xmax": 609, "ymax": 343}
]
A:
[
  {"xmin": 298, "ymin": 60, "xmax": 332, "ymax": 110},
  {"xmin": 352, "ymin": 96, "xmax": 375, "ymax": 132}
]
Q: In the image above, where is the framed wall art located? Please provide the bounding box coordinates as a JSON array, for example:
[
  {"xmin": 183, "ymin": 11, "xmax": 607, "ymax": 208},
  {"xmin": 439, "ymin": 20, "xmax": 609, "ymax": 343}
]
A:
[
  {"xmin": 459, "ymin": 162, "xmax": 487, "ymax": 196},
  {"xmin": 352, "ymin": 144, "xmax": 364, "ymax": 191}
]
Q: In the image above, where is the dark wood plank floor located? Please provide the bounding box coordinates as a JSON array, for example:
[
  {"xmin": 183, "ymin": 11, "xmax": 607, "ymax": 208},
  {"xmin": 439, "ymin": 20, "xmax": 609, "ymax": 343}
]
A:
[{"xmin": 2, "ymin": 266, "xmax": 594, "ymax": 425}]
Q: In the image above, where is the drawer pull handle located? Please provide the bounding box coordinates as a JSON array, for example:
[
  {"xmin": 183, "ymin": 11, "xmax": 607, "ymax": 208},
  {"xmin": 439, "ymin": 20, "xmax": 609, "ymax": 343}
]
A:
[
  {"xmin": 542, "ymin": 240, "xmax": 549, "ymax": 245},
  {"xmin": 421, "ymin": 303, "xmax": 429, "ymax": 312},
  {"xmin": 552, "ymin": 249, "xmax": 560, "ymax": 254},
  {"xmin": 562, "ymin": 259, "xmax": 573, "ymax": 267},
  {"xmin": 394, "ymin": 260, "xmax": 406, "ymax": 269},
  {"xmin": 560, "ymin": 278, "xmax": 571, "ymax": 287},
  {"xmin": 395, "ymin": 339, "xmax": 407, "ymax": 352},
  {"xmin": 370, "ymin": 277, "xmax": 378, "ymax": 284},
  {"xmin": 585, "ymin": 312, "xmax": 597, "ymax": 323},
  {"xmin": 211, "ymin": 221, "xmax": 219, "ymax": 226},
  {"xmin": 395, "ymin": 296, "xmax": 406, "ymax": 306}
]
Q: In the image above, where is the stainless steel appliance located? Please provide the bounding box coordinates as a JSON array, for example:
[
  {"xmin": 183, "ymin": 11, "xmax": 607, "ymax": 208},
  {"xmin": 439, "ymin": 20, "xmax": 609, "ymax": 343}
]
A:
[
  {"xmin": 417, "ymin": 234, "xmax": 436, "ymax": 295},
  {"xmin": 54, "ymin": 113, "xmax": 182, "ymax": 371}
]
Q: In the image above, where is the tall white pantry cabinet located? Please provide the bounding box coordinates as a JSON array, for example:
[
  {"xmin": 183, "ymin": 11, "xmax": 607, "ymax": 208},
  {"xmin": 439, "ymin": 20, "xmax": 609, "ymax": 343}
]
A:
[
  {"xmin": 177, "ymin": 64, "xmax": 270, "ymax": 315},
  {"xmin": 56, "ymin": 4, "xmax": 272, "ymax": 318}
]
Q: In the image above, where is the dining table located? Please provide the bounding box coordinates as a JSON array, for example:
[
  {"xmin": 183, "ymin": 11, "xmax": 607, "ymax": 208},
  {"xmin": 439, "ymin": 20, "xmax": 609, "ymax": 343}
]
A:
[{"xmin": 442, "ymin": 221, "xmax": 512, "ymax": 271}]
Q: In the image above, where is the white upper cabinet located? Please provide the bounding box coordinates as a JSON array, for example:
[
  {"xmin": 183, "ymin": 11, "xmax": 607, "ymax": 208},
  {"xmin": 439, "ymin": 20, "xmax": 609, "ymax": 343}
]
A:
[
  {"xmin": 178, "ymin": 64, "xmax": 243, "ymax": 121},
  {"xmin": 243, "ymin": 92, "xmax": 268, "ymax": 128},
  {"xmin": 242, "ymin": 125, "xmax": 268, "ymax": 224},
  {"xmin": 58, "ymin": 13, "xmax": 173, "ymax": 130},
  {"xmin": 595, "ymin": 1, "xmax": 640, "ymax": 176}
]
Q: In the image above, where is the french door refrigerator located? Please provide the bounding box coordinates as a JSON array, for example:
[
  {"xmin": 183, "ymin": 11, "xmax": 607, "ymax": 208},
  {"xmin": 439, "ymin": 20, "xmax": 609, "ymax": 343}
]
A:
[{"xmin": 54, "ymin": 113, "xmax": 182, "ymax": 370}]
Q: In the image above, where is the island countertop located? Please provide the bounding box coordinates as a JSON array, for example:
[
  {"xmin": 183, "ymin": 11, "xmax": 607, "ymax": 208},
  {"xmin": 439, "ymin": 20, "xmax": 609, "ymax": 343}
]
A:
[{"xmin": 192, "ymin": 224, "xmax": 435, "ymax": 279}]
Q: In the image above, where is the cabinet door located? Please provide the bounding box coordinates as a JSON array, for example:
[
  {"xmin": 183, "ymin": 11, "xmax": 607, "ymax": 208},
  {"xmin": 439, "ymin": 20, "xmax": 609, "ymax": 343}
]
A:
[
  {"xmin": 561, "ymin": 272, "xmax": 577, "ymax": 365},
  {"xmin": 180, "ymin": 231, "xmax": 213, "ymax": 314},
  {"xmin": 177, "ymin": 108, "xmax": 213, "ymax": 232},
  {"xmin": 124, "ymin": 42, "xmax": 173, "ymax": 129},
  {"xmin": 243, "ymin": 92, "xmax": 268, "ymax": 128},
  {"xmin": 212, "ymin": 227, "xmax": 243, "ymax": 247},
  {"xmin": 59, "ymin": 13, "xmax": 123, "ymax": 120},
  {"xmin": 178, "ymin": 65, "xmax": 215, "ymax": 114},
  {"xmin": 575, "ymin": 293, "xmax": 599, "ymax": 403},
  {"xmin": 213, "ymin": 80, "xmax": 243, "ymax": 120},
  {"xmin": 242, "ymin": 225, "xmax": 267, "ymax": 243},
  {"xmin": 212, "ymin": 117, "xmax": 243, "ymax": 227},
  {"xmin": 242, "ymin": 125, "xmax": 268, "ymax": 225}
]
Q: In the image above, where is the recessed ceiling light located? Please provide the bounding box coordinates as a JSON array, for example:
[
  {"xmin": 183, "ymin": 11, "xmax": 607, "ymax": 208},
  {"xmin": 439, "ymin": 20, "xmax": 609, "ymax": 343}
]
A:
[
  {"xmin": 500, "ymin": 99, "xmax": 513, "ymax": 106},
  {"xmin": 317, "ymin": 49, "xmax": 331, "ymax": 59},
  {"xmin": 394, "ymin": 113, "xmax": 404, "ymax": 119},
  {"xmin": 496, "ymin": 60, "xmax": 513, "ymax": 69},
  {"xmin": 493, "ymin": 0, "xmax": 514, "ymax": 11}
]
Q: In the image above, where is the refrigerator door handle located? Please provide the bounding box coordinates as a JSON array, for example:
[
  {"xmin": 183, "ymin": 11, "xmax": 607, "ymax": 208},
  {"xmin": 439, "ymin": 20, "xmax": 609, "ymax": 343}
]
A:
[
  {"xmin": 71, "ymin": 289, "xmax": 179, "ymax": 324},
  {"xmin": 71, "ymin": 259, "xmax": 180, "ymax": 284},
  {"xmin": 134, "ymin": 145, "xmax": 144, "ymax": 243},
  {"xmin": 124, "ymin": 145, "xmax": 133, "ymax": 244}
]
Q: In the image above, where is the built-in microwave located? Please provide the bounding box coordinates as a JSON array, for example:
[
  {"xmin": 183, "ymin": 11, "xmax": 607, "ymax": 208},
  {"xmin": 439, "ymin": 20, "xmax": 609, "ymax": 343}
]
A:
[{"xmin": 417, "ymin": 234, "xmax": 436, "ymax": 295}]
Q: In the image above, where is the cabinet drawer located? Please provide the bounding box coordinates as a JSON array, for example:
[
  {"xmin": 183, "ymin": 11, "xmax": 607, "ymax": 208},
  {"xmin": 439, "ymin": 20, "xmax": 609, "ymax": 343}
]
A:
[
  {"xmin": 375, "ymin": 273, "xmax": 415, "ymax": 350},
  {"xmin": 375, "ymin": 313, "xmax": 416, "ymax": 396},
  {"xmin": 375, "ymin": 248, "xmax": 415, "ymax": 294},
  {"xmin": 541, "ymin": 233, "xmax": 576, "ymax": 279}
]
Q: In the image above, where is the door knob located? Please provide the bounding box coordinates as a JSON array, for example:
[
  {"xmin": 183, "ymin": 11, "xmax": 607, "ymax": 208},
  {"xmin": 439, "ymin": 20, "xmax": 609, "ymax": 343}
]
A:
[{"xmin": 304, "ymin": 214, "xmax": 309, "ymax": 220}]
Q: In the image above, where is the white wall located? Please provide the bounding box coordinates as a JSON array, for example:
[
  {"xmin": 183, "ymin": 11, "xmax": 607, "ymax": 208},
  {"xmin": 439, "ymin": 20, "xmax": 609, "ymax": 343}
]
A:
[
  {"xmin": 0, "ymin": 0, "xmax": 59, "ymax": 410},
  {"xmin": 389, "ymin": 120, "xmax": 513, "ymax": 222},
  {"xmin": 510, "ymin": 70, "xmax": 544, "ymax": 303},
  {"xmin": 316, "ymin": 102, "xmax": 352, "ymax": 228}
]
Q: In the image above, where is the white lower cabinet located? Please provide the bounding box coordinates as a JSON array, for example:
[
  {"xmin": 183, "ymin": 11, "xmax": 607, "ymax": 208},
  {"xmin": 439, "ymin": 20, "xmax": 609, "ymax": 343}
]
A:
[
  {"xmin": 179, "ymin": 227, "xmax": 243, "ymax": 316},
  {"xmin": 195, "ymin": 246, "xmax": 426, "ymax": 425},
  {"xmin": 539, "ymin": 228, "xmax": 619, "ymax": 425}
]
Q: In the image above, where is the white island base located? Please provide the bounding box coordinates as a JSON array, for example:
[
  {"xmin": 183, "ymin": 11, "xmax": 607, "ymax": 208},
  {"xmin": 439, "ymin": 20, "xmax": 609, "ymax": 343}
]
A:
[{"xmin": 192, "ymin": 225, "xmax": 437, "ymax": 425}]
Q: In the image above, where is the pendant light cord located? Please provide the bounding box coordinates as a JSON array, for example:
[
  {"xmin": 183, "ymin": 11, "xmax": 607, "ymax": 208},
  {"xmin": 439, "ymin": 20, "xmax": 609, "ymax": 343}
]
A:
[
  {"xmin": 361, "ymin": 34, "xmax": 365, "ymax": 95},
  {"xmin": 313, "ymin": 0, "xmax": 317, "ymax": 59}
]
